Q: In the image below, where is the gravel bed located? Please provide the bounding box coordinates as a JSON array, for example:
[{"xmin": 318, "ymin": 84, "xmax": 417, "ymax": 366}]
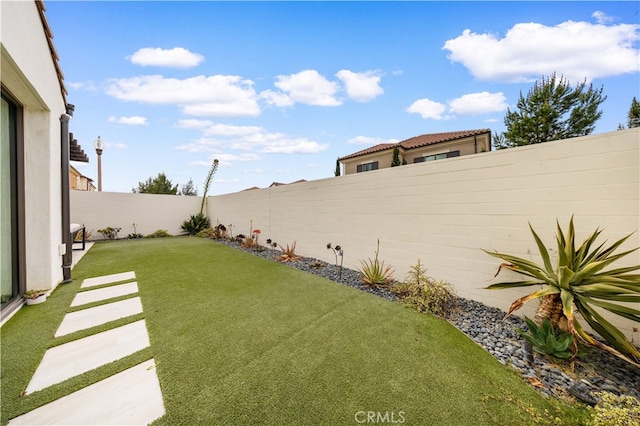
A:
[{"xmin": 217, "ymin": 239, "xmax": 640, "ymax": 405}]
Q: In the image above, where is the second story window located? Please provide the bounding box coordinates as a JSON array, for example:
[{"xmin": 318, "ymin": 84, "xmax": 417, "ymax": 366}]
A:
[
  {"xmin": 414, "ymin": 150, "xmax": 460, "ymax": 163},
  {"xmin": 356, "ymin": 161, "xmax": 379, "ymax": 173}
]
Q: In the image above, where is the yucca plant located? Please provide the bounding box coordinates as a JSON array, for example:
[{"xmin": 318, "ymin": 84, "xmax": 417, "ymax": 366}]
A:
[
  {"xmin": 359, "ymin": 239, "xmax": 394, "ymax": 287},
  {"xmin": 516, "ymin": 317, "xmax": 575, "ymax": 360},
  {"xmin": 484, "ymin": 216, "xmax": 640, "ymax": 366}
]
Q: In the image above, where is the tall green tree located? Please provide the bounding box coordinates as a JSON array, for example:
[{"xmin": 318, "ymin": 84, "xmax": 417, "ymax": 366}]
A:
[
  {"xmin": 334, "ymin": 158, "xmax": 341, "ymax": 177},
  {"xmin": 627, "ymin": 97, "xmax": 640, "ymax": 128},
  {"xmin": 493, "ymin": 73, "xmax": 606, "ymax": 149},
  {"xmin": 132, "ymin": 172, "xmax": 178, "ymax": 194},
  {"xmin": 390, "ymin": 146, "xmax": 401, "ymax": 167},
  {"xmin": 180, "ymin": 179, "xmax": 198, "ymax": 196}
]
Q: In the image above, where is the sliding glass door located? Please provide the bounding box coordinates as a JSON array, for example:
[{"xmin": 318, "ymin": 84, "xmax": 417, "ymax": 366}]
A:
[{"xmin": 1, "ymin": 92, "xmax": 20, "ymax": 309}]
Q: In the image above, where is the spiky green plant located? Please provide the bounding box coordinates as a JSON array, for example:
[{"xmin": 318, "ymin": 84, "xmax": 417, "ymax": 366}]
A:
[
  {"xmin": 277, "ymin": 241, "xmax": 300, "ymax": 262},
  {"xmin": 516, "ymin": 317, "xmax": 575, "ymax": 360},
  {"xmin": 484, "ymin": 216, "xmax": 640, "ymax": 366},
  {"xmin": 359, "ymin": 239, "xmax": 394, "ymax": 287}
]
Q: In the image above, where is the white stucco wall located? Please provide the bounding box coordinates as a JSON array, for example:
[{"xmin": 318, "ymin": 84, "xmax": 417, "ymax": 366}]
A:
[
  {"xmin": 70, "ymin": 191, "xmax": 202, "ymax": 238},
  {"xmin": 1, "ymin": 1, "xmax": 67, "ymax": 291},
  {"xmin": 208, "ymin": 129, "xmax": 640, "ymax": 342}
]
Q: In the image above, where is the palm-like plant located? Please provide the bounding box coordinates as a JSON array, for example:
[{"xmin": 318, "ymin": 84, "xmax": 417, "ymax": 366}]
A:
[
  {"xmin": 360, "ymin": 239, "xmax": 394, "ymax": 288},
  {"xmin": 484, "ymin": 217, "xmax": 640, "ymax": 366}
]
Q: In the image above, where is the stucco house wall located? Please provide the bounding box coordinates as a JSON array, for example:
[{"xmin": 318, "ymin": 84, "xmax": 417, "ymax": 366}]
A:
[
  {"xmin": 1, "ymin": 1, "xmax": 67, "ymax": 297},
  {"xmin": 403, "ymin": 133, "xmax": 491, "ymax": 163},
  {"xmin": 341, "ymin": 131, "xmax": 491, "ymax": 175}
]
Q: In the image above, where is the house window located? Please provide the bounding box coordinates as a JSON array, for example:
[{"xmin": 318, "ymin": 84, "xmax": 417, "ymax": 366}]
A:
[
  {"xmin": 413, "ymin": 150, "xmax": 460, "ymax": 163},
  {"xmin": 1, "ymin": 92, "xmax": 22, "ymax": 310},
  {"xmin": 356, "ymin": 161, "xmax": 379, "ymax": 173}
]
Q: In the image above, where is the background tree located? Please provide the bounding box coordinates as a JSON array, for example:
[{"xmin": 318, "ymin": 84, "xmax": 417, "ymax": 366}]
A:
[
  {"xmin": 334, "ymin": 158, "xmax": 341, "ymax": 177},
  {"xmin": 627, "ymin": 97, "xmax": 640, "ymax": 128},
  {"xmin": 180, "ymin": 179, "xmax": 198, "ymax": 196},
  {"xmin": 391, "ymin": 146, "xmax": 401, "ymax": 167},
  {"xmin": 493, "ymin": 73, "xmax": 606, "ymax": 149},
  {"xmin": 132, "ymin": 172, "xmax": 178, "ymax": 194}
]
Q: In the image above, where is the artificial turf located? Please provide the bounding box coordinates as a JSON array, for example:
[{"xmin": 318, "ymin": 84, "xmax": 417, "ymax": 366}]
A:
[{"xmin": 1, "ymin": 237, "xmax": 589, "ymax": 425}]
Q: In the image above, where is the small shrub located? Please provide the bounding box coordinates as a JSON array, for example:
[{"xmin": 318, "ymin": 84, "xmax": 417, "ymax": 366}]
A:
[
  {"xmin": 212, "ymin": 223, "xmax": 227, "ymax": 239},
  {"xmin": 74, "ymin": 228, "xmax": 93, "ymax": 241},
  {"xmin": 127, "ymin": 233, "xmax": 144, "ymax": 239},
  {"xmin": 266, "ymin": 239, "xmax": 278, "ymax": 249},
  {"xmin": 391, "ymin": 259, "xmax": 456, "ymax": 317},
  {"xmin": 181, "ymin": 213, "xmax": 211, "ymax": 235},
  {"xmin": 146, "ymin": 229, "xmax": 172, "ymax": 238},
  {"xmin": 359, "ymin": 239, "xmax": 394, "ymax": 287},
  {"xmin": 242, "ymin": 236, "xmax": 258, "ymax": 249},
  {"xmin": 97, "ymin": 227, "xmax": 121, "ymax": 240},
  {"xmin": 516, "ymin": 317, "xmax": 576, "ymax": 360},
  {"xmin": 196, "ymin": 227, "xmax": 214, "ymax": 238},
  {"xmin": 309, "ymin": 259, "xmax": 325, "ymax": 268},
  {"xmin": 589, "ymin": 392, "xmax": 640, "ymax": 426},
  {"xmin": 278, "ymin": 241, "xmax": 300, "ymax": 262}
]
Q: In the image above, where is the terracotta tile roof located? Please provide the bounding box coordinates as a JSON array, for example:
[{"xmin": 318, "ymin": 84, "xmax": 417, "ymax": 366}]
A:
[
  {"xmin": 339, "ymin": 129, "xmax": 491, "ymax": 161},
  {"xmin": 36, "ymin": 1, "xmax": 67, "ymax": 105}
]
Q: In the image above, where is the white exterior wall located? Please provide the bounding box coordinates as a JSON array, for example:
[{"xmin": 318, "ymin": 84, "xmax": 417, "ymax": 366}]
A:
[
  {"xmin": 1, "ymin": 1, "xmax": 67, "ymax": 291},
  {"xmin": 70, "ymin": 191, "xmax": 202, "ymax": 238},
  {"xmin": 209, "ymin": 129, "xmax": 640, "ymax": 342}
]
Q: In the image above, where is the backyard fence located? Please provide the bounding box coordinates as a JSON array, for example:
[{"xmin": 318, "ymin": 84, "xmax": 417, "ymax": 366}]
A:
[{"xmin": 72, "ymin": 128, "xmax": 640, "ymax": 341}]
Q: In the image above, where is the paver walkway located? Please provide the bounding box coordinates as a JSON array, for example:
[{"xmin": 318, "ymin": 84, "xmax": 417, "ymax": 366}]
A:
[{"xmin": 9, "ymin": 271, "xmax": 165, "ymax": 425}]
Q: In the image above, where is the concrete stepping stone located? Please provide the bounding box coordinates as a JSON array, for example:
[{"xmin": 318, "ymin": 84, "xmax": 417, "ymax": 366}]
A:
[
  {"xmin": 55, "ymin": 297, "xmax": 144, "ymax": 337},
  {"xmin": 9, "ymin": 359, "xmax": 165, "ymax": 425},
  {"xmin": 81, "ymin": 271, "xmax": 136, "ymax": 288},
  {"xmin": 26, "ymin": 320, "xmax": 150, "ymax": 394},
  {"xmin": 71, "ymin": 282, "xmax": 139, "ymax": 307}
]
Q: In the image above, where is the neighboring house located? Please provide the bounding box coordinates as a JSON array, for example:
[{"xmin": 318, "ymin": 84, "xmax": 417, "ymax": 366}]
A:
[
  {"xmin": 70, "ymin": 165, "xmax": 96, "ymax": 191},
  {"xmin": 339, "ymin": 129, "xmax": 491, "ymax": 175},
  {"xmin": 1, "ymin": 1, "xmax": 86, "ymax": 322}
]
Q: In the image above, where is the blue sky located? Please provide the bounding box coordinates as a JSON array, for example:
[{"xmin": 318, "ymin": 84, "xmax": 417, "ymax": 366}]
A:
[{"xmin": 48, "ymin": 1, "xmax": 640, "ymax": 195}]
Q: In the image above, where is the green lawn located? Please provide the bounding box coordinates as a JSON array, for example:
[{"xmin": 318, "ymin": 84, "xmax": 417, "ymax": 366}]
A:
[{"xmin": 1, "ymin": 237, "xmax": 589, "ymax": 425}]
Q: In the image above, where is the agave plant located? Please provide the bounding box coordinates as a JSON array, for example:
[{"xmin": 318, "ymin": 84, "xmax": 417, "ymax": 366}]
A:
[
  {"xmin": 277, "ymin": 241, "xmax": 300, "ymax": 262},
  {"xmin": 517, "ymin": 317, "xmax": 575, "ymax": 360},
  {"xmin": 360, "ymin": 239, "xmax": 394, "ymax": 288},
  {"xmin": 484, "ymin": 217, "xmax": 640, "ymax": 366}
]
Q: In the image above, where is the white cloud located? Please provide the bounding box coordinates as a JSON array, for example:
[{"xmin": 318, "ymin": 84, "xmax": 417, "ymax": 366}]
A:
[
  {"xmin": 347, "ymin": 136, "xmax": 399, "ymax": 145},
  {"xmin": 592, "ymin": 11, "xmax": 615, "ymax": 25},
  {"xmin": 106, "ymin": 74, "xmax": 261, "ymax": 117},
  {"xmin": 104, "ymin": 142, "xmax": 127, "ymax": 150},
  {"xmin": 129, "ymin": 47, "xmax": 204, "ymax": 69},
  {"xmin": 335, "ymin": 70, "xmax": 384, "ymax": 102},
  {"xmin": 273, "ymin": 70, "xmax": 341, "ymax": 106},
  {"xmin": 175, "ymin": 122, "xmax": 329, "ymax": 155},
  {"xmin": 176, "ymin": 119, "xmax": 213, "ymax": 129},
  {"xmin": 203, "ymin": 123, "xmax": 264, "ymax": 137},
  {"xmin": 108, "ymin": 115, "xmax": 148, "ymax": 125},
  {"xmin": 68, "ymin": 81, "xmax": 98, "ymax": 91},
  {"xmin": 443, "ymin": 20, "xmax": 640, "ymax": 83},
  {"xmin": 260, "ymin": 90, "xmax": 294, "ymax": 107},
  {"xmin": 406, "ymin": 98, "xmax": 447, "ymax": 120},
  {"xmin": 447, "ymin": 92, "xmax": 508, "ymax": 116}
]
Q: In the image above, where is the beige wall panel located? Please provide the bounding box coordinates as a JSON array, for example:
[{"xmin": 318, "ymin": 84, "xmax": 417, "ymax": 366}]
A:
[
  {"xmin": 71, "ymin": 191, "xmax": 201, "ymax": 238},
  {"xmin": 208, "ymin": 128, "xmax": 640, "ymax": 341}
]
